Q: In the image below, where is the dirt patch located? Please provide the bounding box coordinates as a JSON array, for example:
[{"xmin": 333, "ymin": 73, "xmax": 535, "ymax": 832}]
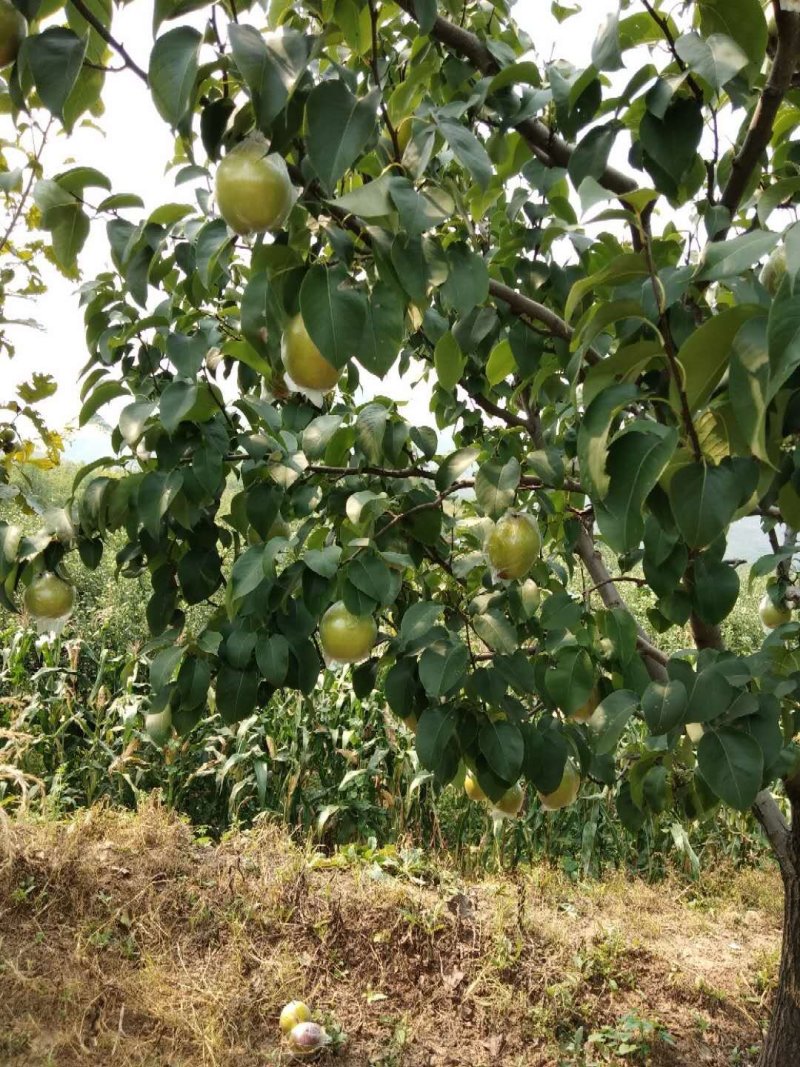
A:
[{"xmin": 0, "ymin": 802, "xmax": 782, "ymax": 1066}]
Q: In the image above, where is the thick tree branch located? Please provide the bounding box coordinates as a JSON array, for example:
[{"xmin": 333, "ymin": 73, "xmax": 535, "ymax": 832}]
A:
[
  {"xmin": 717, "ymin": 9, "xmax": 800, "ymax": 233},
  {"xmin": 68, "ymin": 0, "xmax": 149, "ymax": 85},
  {"xmin": 753, "ymin": 789, "xmax": 792, "ymax": 878},
  {"xmin": 393, "ymin": 0, "xmax": 638, "ymax": 198}
]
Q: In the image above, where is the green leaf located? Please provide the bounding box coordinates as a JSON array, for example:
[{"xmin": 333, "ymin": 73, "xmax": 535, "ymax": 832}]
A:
[
  {"xmin": 419, "ymin": 638, "xmax": 469, "ymax": 697},
  {"xmin": 347, "ymin": 552, "xmax": 395, "ymax": 606},
  {"xmin": 594, "ymin": 422, "xmax": 678, "ymax": 554},
  {"xmin": 176, "ymin": 656, "xmax": 211, "ymax": 711},
  {"xmin": 591, "ymin": 12, "xmax": 623, "ymax": 71},
  {"xmin": 329, "ymin": 170, "xmax": 396, "ymax": 219},
  {"xmin": 159, "ymin": 380, "xmax": 198, "ymax": 433},
  {"xmin": 358, "ymin": 282, "xmax": 405, "ymax": 378},
  {"xmin": 216, "ymin": 665, "xmax": 259, "ymax": 724},
  {"xmin": 304, "ymin": 546, "xmax": 342, "ymax": 579},
  {"xmin": 356, "ymin": 403, "xmax": 388, "ymax": 464},
  {"xmin": 255, "ymin": 633, "xmax": 289, "ymax": 686},
  {"xmin": 137, "ymin": 470, "xmax": 183, "ymax": 539},
  {"xmin": 674, "ymin": 306, "xmax": 758, "ymax": 411},
  {"xmin": 400, "ymin": 602, "xmax": 444, "ymax": 649},
  {"xmin": 565, "ymin": 253, "xmax": 648, "ymax": 322},
  {"xmin": 698, "ymin": 728, "xmax": 763, "ymax": 810},
  {"xmin": 486, "ymin": 339, "xmax": 516, "ymax": 386},
  {"xmin": 440, "ymin": 242, "xmax": 489, "ymax": 316},
  {"xmin": 639, "ymin": 97, "xmax": 703, "ymax": 196},
  {"xmin": 586, "ymin": 690, "xmax": 638, "ymax": 755},
  {"xmin": 24, "ymin": 28, "xmax": 87, "ymax": 121},
  {"xmin": 768, "ymin": 289, "xmax": 800, "ymax": 402},
  {"xmin": 546, "ymin": 647, "xmax": 594, "ymax": 716},
  {"xmin": 668, "ymin": 461, "xmax": 748, "ymax": 549},
  {"xmin": 230, "ymin": 545, "xmax": 266, "ymax": 601},
  {"xmin": 674, "ymin": 32, "xmax": 748, "ymax": 91},
  {"xmin": 434, "ymin": 331, "xmax": 465, "ymax": 391},
  {"xmin": 303, "ymin": 415, "xmax": 343, "ymax": 459},
  {"xmin": 475, "ymin": 457, "xmax": 521, "ymax": 518},
  {"xmin": 577, "ymin": 383, "xmax": 638, "ymax": 498},
  {"xmin": 436, "ymin": 447, "xmax": 479, "ymax": 491},
  {"xmin": 229, "ymin": 25, "xmax": 307, "ymax": 130},
  {"xmin": 691, "ymin": 557, "xmax": 740, "ymax": 626},
  {"xmin": 471, "ymin": 610, "xmax": 518, "ymax": 655},
  {"xmin": 479, "ymin": 720, "xmax": 525, "ymax": 785},
  {"xmin": 729, "ymin": 317, "xmax": 770, "ymax": 461},
  {"xmin": 79, "ymin": 380, "xmax": 128, "ymax": 426},
  {"xmin": 306, "ymin": 80, "xmax": 379, "ymax": 192},
  {"xmin": 150, "ymin": 646, "xmax": 184, "ymax": 692},
  {"xmin": 411, "ymin": 0, "xmax": 437, "ymax": 35},
  {"xmin": 299, "ymin": 265, "xmax": 366, "ymax": 371},
  {"xmin": 642, "ymin": 680, "xmax": 687, "ymax": 735},
  {"xmin": 416, "ymin": 705, "xmax": 460, "ymax": 784},
  {"xmin": 757, "ymin": 177, "xmax": 800, "ymax": 227},
  {"xmin": 694, "ymin": 230, "xmax": 779, "ymax": 283},
  {"xmin": 437, "ymin": 120, "xmax": 493, "ymax": 189},
  {"xmin": 148, "ymin": 26, "xmax": 202, "ymax": 127},
  {"xmin": 568, "ymin": 123, "xmax": 617, "ymax": 188},
  {"xmin": 523, "ymin": 726, "xmax": 568, "ymax": 795},
  {"xmin": 696, "ymin": 0, "xmax": 768, "ymax": 70}
]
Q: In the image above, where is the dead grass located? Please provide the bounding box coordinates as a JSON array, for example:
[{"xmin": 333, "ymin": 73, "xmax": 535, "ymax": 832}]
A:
[{"xmin": 0, "ymin": 800, "xmax": 783, "ymax": 1066}]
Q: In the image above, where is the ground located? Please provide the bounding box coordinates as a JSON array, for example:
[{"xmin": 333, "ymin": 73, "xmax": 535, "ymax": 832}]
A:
[{"xmin": 0, "ymin": 803, "xmax": 783, "ymax": 1066}]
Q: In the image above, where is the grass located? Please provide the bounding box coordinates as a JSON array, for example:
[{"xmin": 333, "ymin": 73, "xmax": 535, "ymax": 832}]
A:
[{"xmin": 0, "ymin": 801, "xmax": 782, "ymax": 1066}]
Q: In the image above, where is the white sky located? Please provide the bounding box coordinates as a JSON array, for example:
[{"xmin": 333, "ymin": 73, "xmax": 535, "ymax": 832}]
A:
[{"xmin": 1, "ymin": 0, "xmax": 621, "ymax": 447}]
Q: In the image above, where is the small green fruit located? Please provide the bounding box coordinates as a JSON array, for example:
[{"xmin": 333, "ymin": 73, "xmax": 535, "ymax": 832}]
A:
[
  {"xmin": 486, "ymin": 512, "xmax": 541, "ymax": 581},
  {"xmin": 319, "ymin": 600, "xmax": 377, "ymax": 664},
  {"xmin": 215, "ymin": 137, "xmax": 294, "ymax": 235},
  {"xmin": 23, "ymin": 572, "xmax": 76, "ymax": 621},
  {"xmin": 493, "ymin": 781, "xmax": 525, "ymax": 817},
  {"xmin": 464, "ymin": 771, "xmax": 487, "ymax": 802},
  {"xmin": 281, "ymin": 313, "xmax": 340, "ymax": 393},
  {"xmin": 538, "ymin": 761, "xmax": 580, "ymax": 811},
  {"xmin": 760, "ymin": 246, "xmax": 787, "ymax": 296},
  {"xmin": 759, "ymin": 593, "xmax": 792, "ymax": 629}
]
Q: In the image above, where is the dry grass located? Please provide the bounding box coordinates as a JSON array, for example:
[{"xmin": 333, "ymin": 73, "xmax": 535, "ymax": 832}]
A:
[{"xmin": 0, "ymin": 801, "xmax": 783, "ymax": 1066}]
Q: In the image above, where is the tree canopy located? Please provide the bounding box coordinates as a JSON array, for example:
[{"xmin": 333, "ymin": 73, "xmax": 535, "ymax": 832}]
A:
[{"xmin": 3, "ymin": 1, "xmax": 800, "ymax": 1058}]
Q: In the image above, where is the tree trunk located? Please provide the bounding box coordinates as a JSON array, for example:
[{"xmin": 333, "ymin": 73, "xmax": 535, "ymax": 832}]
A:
[{"xmin": 758, "ymin": 790, "xmax": 800, "ymax": 1067}]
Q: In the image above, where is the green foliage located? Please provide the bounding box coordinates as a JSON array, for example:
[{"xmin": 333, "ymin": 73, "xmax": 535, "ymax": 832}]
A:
[{"xmin": 1, "ymin": 0, "xmax": 800, "ymax": 913}]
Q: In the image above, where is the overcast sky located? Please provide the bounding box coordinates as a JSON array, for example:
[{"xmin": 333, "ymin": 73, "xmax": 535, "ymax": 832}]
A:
[{"xmin": 2, "ymin": 0, "xmax": 621, "ymax": 446}]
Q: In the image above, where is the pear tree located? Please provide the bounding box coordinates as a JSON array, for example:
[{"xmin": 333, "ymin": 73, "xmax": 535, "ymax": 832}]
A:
[{"xmin": 2, "ymin": 1, "xmax": 800, "ymax": 1062}]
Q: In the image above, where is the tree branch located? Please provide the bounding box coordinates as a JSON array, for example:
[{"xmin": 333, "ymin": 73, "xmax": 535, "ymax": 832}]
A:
[
  {"xmin": 488, "ymin": 280, "xmax": 600, "ymax": 366},
  {"xmin": 753, "ymin": 789, "xmax": 792, "ymax": 879},
  {"xmin": 717, "ymin": 8, "xmax": 800, "ymax": 234},
  {"xmin": 68, "ymin": 0, "xmax": 149, "ymax": 85},
  {"xmin": 641, "ymin": 1, "xmax": 705, "ymax": 107},
  {"xmin": 575, "ymin": 525, "xmax": 668, "ymax": 679},
  {"xmin": 393, "ymin": 0, "xmax": 638, "ymax": 198}
]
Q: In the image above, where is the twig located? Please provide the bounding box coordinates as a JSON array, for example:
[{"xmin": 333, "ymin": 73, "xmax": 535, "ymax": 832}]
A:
[
  {"xmin": 1, "ymin": 119, "xmax": 52, "ymax": 253},
  {"xmin": 68, "ymin": 0, "xmax": 148, "ymax": 84},
  {"xmin": 367, "ymin": 0, "xmax": 402, "ymax": 160},
  {"xmin": 393, "ymin": 0, "xmax": 638, "ymax": 198},
  {"xmin": 641, "ymin": 225, "xmax": 703, "ymax": 460},
  {"xmin": 641, "ymin": 1, "xmax": 704, "ymax": 106},
  {"xmin": 717, "ymin": 8, "xmax": 800, "ymax": 235}
]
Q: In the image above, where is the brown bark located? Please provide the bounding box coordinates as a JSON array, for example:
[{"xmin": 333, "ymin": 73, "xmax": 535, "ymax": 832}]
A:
[{"xmin": 757, "ymin": 781, "xmax": 800, "ymax": 1067}]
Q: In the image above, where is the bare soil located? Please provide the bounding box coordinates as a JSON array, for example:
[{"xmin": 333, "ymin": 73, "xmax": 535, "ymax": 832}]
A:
[{"xmin": 0, "ymin": 802, "xmax": 783, "ymax": 1066}]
